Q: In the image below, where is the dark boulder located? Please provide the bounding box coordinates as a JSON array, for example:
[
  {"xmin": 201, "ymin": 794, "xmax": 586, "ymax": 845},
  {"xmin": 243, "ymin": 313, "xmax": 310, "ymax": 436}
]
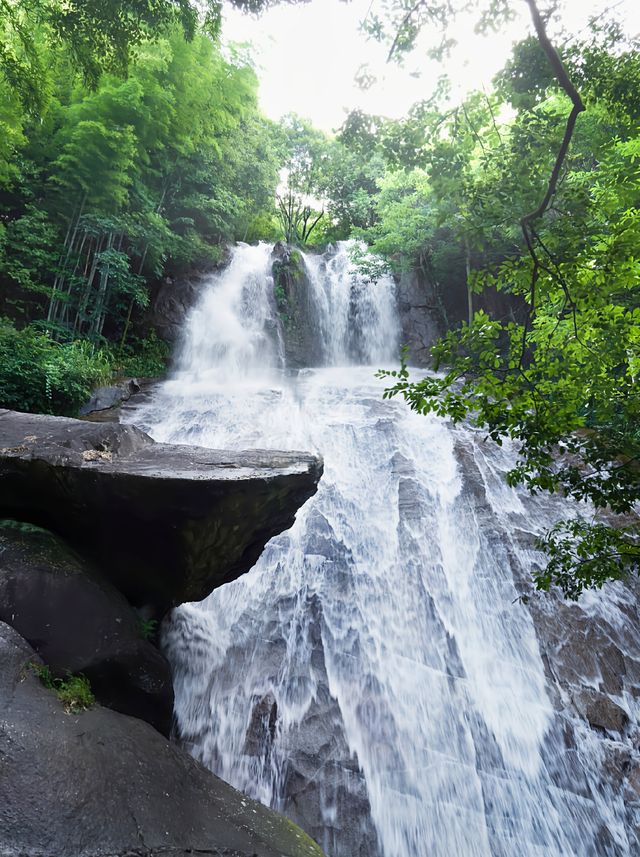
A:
[
  {"xmin": 79, "ymin": 378, "xmax": 141, "ymax": 417},
  {"xmin": 271, "ymin": 244, "xmax": 324, "ymax": 368},
  {"xmin": 0, "ymin": 409, "xmax": 323, "ymax": 612},
  {"xmin": 396, "ymin": 269, "xmax": 442, "ymax": 366},
  {"xmin": 0, "ymin": 621, "xmax": 325, "ymax": 857},
  {"xmin": 150, "ymin": 259, "xmax": 229, "ymax": 343},
  {"xmin": 0, "ymin": 519, "xmax": 173, "ymax": 734},
  {"xmin": 395, "ymin": 266, "xmax": 527, "ymax": 367}
]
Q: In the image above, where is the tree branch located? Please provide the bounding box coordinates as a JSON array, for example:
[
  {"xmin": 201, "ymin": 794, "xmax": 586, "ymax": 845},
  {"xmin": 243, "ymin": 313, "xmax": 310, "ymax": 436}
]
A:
[{"xmin": 521, "ymin": 0, "xmax": 585, "ymax": 228}]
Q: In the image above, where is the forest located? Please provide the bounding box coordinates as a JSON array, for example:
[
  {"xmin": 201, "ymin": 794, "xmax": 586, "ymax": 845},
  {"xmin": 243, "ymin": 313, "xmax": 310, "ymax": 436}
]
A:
[{"xmin": 1, "ymin": 0, "xmax": 639, "ymax": 597}]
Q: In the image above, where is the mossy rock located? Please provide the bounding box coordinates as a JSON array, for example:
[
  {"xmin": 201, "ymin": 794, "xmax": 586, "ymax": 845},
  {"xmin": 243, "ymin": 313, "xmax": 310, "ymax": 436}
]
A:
[{"xmin": 0, "ymin": 517, "xmax": 174, "ymax": 733}]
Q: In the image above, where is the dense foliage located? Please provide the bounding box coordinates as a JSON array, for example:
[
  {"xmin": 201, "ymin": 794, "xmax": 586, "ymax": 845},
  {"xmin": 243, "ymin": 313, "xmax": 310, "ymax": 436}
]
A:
[
  {"xmin": 0, "ymin": 28, "xmax": 282, "ymax": 337},
  {"xmin": 1, "ymin": 0, "xmax": 639, "ymax": 599},
  {"xmin": 0, "ymin": 320, "xmax": 110, "ymax": 414},
  {"xmin": 0, "ymin": 6, "xmax": 287, "ymax": 411},
  {"xmin": 357, "ymin": 18, "xmax": 640, "ymax": 598}
]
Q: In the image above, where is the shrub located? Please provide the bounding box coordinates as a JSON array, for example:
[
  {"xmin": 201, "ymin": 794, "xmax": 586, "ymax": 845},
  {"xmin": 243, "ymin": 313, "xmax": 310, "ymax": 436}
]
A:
[
  {"xmin": 138, "ymin": 617, "xmax": 158, "ymax": 641},
  {"xmin": 111, "ymin": 331, "xmax": 170, "ymax": 378},
  {"xmin": 0, "ymin": 320, "xmax": 111, "ymax": 415}
]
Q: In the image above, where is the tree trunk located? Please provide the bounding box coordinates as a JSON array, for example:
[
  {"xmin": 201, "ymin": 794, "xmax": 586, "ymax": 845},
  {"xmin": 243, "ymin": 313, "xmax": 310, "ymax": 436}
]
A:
[
  {"xmin": 48, "ymin": 193, "xmax": 86, "ymax": 328},
  {"xmin": 74, "ymin": 232, "xmax": 105, "ymax": 335},
  {"xmin": 464, "ymin": 234, "xmax": 473, "ymax": 326}
]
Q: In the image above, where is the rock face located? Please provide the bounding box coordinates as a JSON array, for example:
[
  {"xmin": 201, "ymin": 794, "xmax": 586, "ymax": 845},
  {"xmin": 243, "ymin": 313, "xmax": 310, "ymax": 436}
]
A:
[
  {"xmin": 395, "ymin": 266, "xmax": 527, "ymax": 366},
  {"xmin": 396, "ymin": 269, "xmax": 443, "ymax": 366},
  {"xmin": 272, "ymin": 242, "xmax": 323, "ymax": 368},
  {"xmin": 150, "ymin": 266, "xmax": 225, "ymax": 343},
  {"xmin": 0, "ymin": 520, "xmax": 173, "ymax": 734},
  {"xmin": 0, "ymin": 621, "xmax": 325, "ymax": 857},
  {"xmin": 0, "ymin": 409, "xmax": 323, "ymax": 612}
]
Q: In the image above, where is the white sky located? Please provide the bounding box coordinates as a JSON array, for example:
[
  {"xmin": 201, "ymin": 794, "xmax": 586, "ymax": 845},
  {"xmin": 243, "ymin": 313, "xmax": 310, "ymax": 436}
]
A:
[{"xmin": 223, "ymin": 0, "xmax": 640, "ymax": 133}]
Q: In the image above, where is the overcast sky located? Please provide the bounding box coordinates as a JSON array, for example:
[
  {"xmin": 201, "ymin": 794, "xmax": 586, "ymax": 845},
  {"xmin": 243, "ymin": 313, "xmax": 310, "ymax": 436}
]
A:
[{"xmin": 222, "ymin": 0, "xmax": 640, "ymax": 133}]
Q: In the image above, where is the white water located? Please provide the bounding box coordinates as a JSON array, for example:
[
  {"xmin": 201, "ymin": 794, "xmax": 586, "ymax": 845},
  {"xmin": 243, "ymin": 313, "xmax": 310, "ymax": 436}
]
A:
[
  {"xmin": 302, "ymin": 246, "xmax": 399, "ymax": 365},
  {"xmin": 127, "ymin": 243, "xmax": 636, "ymax": 857}
]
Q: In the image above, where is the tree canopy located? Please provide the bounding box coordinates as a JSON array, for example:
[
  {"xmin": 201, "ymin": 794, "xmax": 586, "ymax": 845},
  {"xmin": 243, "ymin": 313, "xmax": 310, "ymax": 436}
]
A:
[
  {"xmin": 359, "ymin": 11, "xmax": 640, "ymax": 598},
  {"xmin": 1, "ymin": 0, "xmax": 639, "ymax": 599}
]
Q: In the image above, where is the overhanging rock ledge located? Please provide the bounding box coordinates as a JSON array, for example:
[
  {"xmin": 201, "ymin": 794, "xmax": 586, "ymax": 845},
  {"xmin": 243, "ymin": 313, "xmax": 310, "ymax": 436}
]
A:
[{"xmin": 0, "ymin": 408, "xmax": 323, "ymax": 611}]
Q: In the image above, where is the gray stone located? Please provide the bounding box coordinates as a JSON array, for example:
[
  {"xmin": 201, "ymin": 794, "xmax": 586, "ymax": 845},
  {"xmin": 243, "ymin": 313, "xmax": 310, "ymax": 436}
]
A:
[
  {"xmin": 79, "ymin": 378, "xmax": 140, "ymax": 416},
  {"xmin": 0, "ymin": 621, "xmax": 325, "ymax": 857},
  {"xmin": 0, "ymin": 519, "xmax": 173, "ymax": 734},
  {"xmin": 396, "ymin": 269, "xmax": 442, "ymax": 366},
  {"xmin": 573, "ymin": 688, "xmax": 629, "ymax": 733},
  {"xmin": 0, "ymin": 409, "xmax": 323, "ymax": 612},
  {"xmin": 394, "ymin": 265, "xmax": 526, "ymax": 367},
  {"xmin": 272, "ymin": 244, "xmax": 324, "ymax": 368}
]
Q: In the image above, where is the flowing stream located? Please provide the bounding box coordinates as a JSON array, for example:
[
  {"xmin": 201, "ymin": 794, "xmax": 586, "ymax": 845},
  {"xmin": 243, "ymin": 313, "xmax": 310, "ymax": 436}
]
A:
[{"xmin": 127, "ymin": 242, "xmax": 638, "ymax": 857}]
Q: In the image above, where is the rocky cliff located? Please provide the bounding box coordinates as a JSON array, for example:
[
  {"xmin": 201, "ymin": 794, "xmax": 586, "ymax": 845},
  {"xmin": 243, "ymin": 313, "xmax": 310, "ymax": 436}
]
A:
[
  {"xmin": 0, "ymin": 621, "xmax": 325, "ymax": 857},
  {"xmin": 0, "ymin": 409, "xmax": 322, "ymax": 611},
  {"xmin": 0, "ymin": 409, "xmax": 326, "ymax": 857}
]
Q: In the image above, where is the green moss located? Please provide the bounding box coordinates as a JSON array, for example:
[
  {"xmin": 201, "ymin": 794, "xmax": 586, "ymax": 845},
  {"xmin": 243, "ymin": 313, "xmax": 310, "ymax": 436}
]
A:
[
  {"xmin": 0, "ymin": 519, "xmax": 50, "ymax": 537},
  {"xmin": 274, "ymin": 282, "xmax": 288, "ymax": 311},
  {"xmin": 289, "ymin": 249, "xmax": 303, "ymax": 272},
  {"xmin": 0, "ymin": 519, "xmax": 78, "ymax": 567}
]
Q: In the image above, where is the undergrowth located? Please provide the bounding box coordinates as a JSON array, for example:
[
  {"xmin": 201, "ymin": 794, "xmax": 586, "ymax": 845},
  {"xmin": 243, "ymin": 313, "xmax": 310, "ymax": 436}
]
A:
[{"xmin": 31, "ymin": 663, "xmax": 95, "ymax": 713}]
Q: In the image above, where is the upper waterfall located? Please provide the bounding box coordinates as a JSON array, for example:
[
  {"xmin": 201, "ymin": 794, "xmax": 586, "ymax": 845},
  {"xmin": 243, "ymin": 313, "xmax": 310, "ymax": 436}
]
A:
[
  {"xmin": 173, "ymin": 240, "xmax": 400, "ymax": 384},
  {"xmin": 175, "ymin": 243, "xmax": 282, "ymax": 383},
  {"xmin": 302, "ymin": 243, "xmax": 400, "ymax": 366}
]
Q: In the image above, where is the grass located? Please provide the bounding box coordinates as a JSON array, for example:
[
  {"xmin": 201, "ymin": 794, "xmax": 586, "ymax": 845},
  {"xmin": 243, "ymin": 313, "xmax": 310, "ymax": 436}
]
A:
[{"xmin": 31, "ymin": 663, "xmax": 95, "ymax": 713}]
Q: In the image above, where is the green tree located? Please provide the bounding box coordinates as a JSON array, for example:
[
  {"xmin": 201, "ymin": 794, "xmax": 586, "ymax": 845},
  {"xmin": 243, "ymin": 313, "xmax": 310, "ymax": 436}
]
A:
[
  {"xmin": 377, "ymin": 27, "xmax": 640, "ymax": 598},
  {"xmin": 0, "ymin": 0, "xmax": 308, "ymax": 112},
  {"xmin": 276, "ymin": 114, "xmax": 331, "ymax": 245}
]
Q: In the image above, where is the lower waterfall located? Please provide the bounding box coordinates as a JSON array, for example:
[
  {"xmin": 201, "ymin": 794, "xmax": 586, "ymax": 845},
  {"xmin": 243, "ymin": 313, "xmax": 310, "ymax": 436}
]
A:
[{"xmin": 126, "ymin": 242, "xmax": 639, "ymax": 857}]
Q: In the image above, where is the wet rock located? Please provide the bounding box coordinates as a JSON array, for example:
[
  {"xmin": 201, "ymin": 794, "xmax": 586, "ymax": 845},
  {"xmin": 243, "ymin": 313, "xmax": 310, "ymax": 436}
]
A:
[
  {"xmin": 274, "ymin": 596, "xmax": 382, "ymax": 857},
  {"xmin": 527, "ymin": 596, "xmax": 632, "ymax": 699},
  {"xmin": 572, "ymin": 689, "xmax": 629, "ymax": 733},
  {"xmin": 0, "ymin": 621, "xmax": 325, "ymax": 857},
  {"xmin": 79, "ymin": 378, "xmax": 140, "ymax": 417},
  {"xmin": 244, "ymin": 692, "xmax": 279, "ymax": 756},
  {"xmin": 540, "ymin": 719, "xmax": 593, "ymax": 798},
  {"xmin": 272, "ymin": 244, "xmax": 323, "ymax": 368},
  {"xmin": 280, "ymin": 688, "xmax": 382, "ymax": 857},
  {"xmin": 0, "ymin": 519, "xmax": 173, "ymax": 734},
  {"xmin": 626, "ymin": 761, "xmax": 640, "ymax": 800},
  {"xmin": 0, "ymin": 409, "xmax": 323, "ymax": 612},
  {"xmin": 396, "ymin": 269, "xmax": 442, "ymax": 365},
  {"xmin": 453, "ymin": 435, "xmax": 489, "ymax": 506}
]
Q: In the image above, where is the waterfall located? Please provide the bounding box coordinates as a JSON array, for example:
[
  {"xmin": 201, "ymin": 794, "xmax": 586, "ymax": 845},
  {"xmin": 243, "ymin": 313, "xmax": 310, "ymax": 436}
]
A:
[
  {"xmin": 126, "ymin": 242, "xmax": 639, "ymax": 857},
  {"xmin": 175, "ymin": 242, "xmax": 283, "ymax": 384},
  {"xmin": 302, "ymin": 244, "xmax": 399, "ymax": 365}
]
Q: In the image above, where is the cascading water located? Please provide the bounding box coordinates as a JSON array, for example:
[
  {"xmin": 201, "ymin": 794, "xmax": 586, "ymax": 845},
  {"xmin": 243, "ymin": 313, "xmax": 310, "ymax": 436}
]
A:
[
  {"xmin": 302, "ymin": 247, "xmax": 399, "ymax": 365},
  {"xmin": 126, "ymin": 241, "xmax": 639, "ymax": 857}
]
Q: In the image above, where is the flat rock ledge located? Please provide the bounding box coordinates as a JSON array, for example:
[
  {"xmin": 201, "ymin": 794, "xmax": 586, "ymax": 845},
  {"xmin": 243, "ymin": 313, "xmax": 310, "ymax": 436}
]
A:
[
  {"xmin": 0, "ymin": 409, "xmax": 323, "ymax": 611},
  {"xmin": 0, "ymin": 621, "xmax": 325, "ymax": 857}
]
